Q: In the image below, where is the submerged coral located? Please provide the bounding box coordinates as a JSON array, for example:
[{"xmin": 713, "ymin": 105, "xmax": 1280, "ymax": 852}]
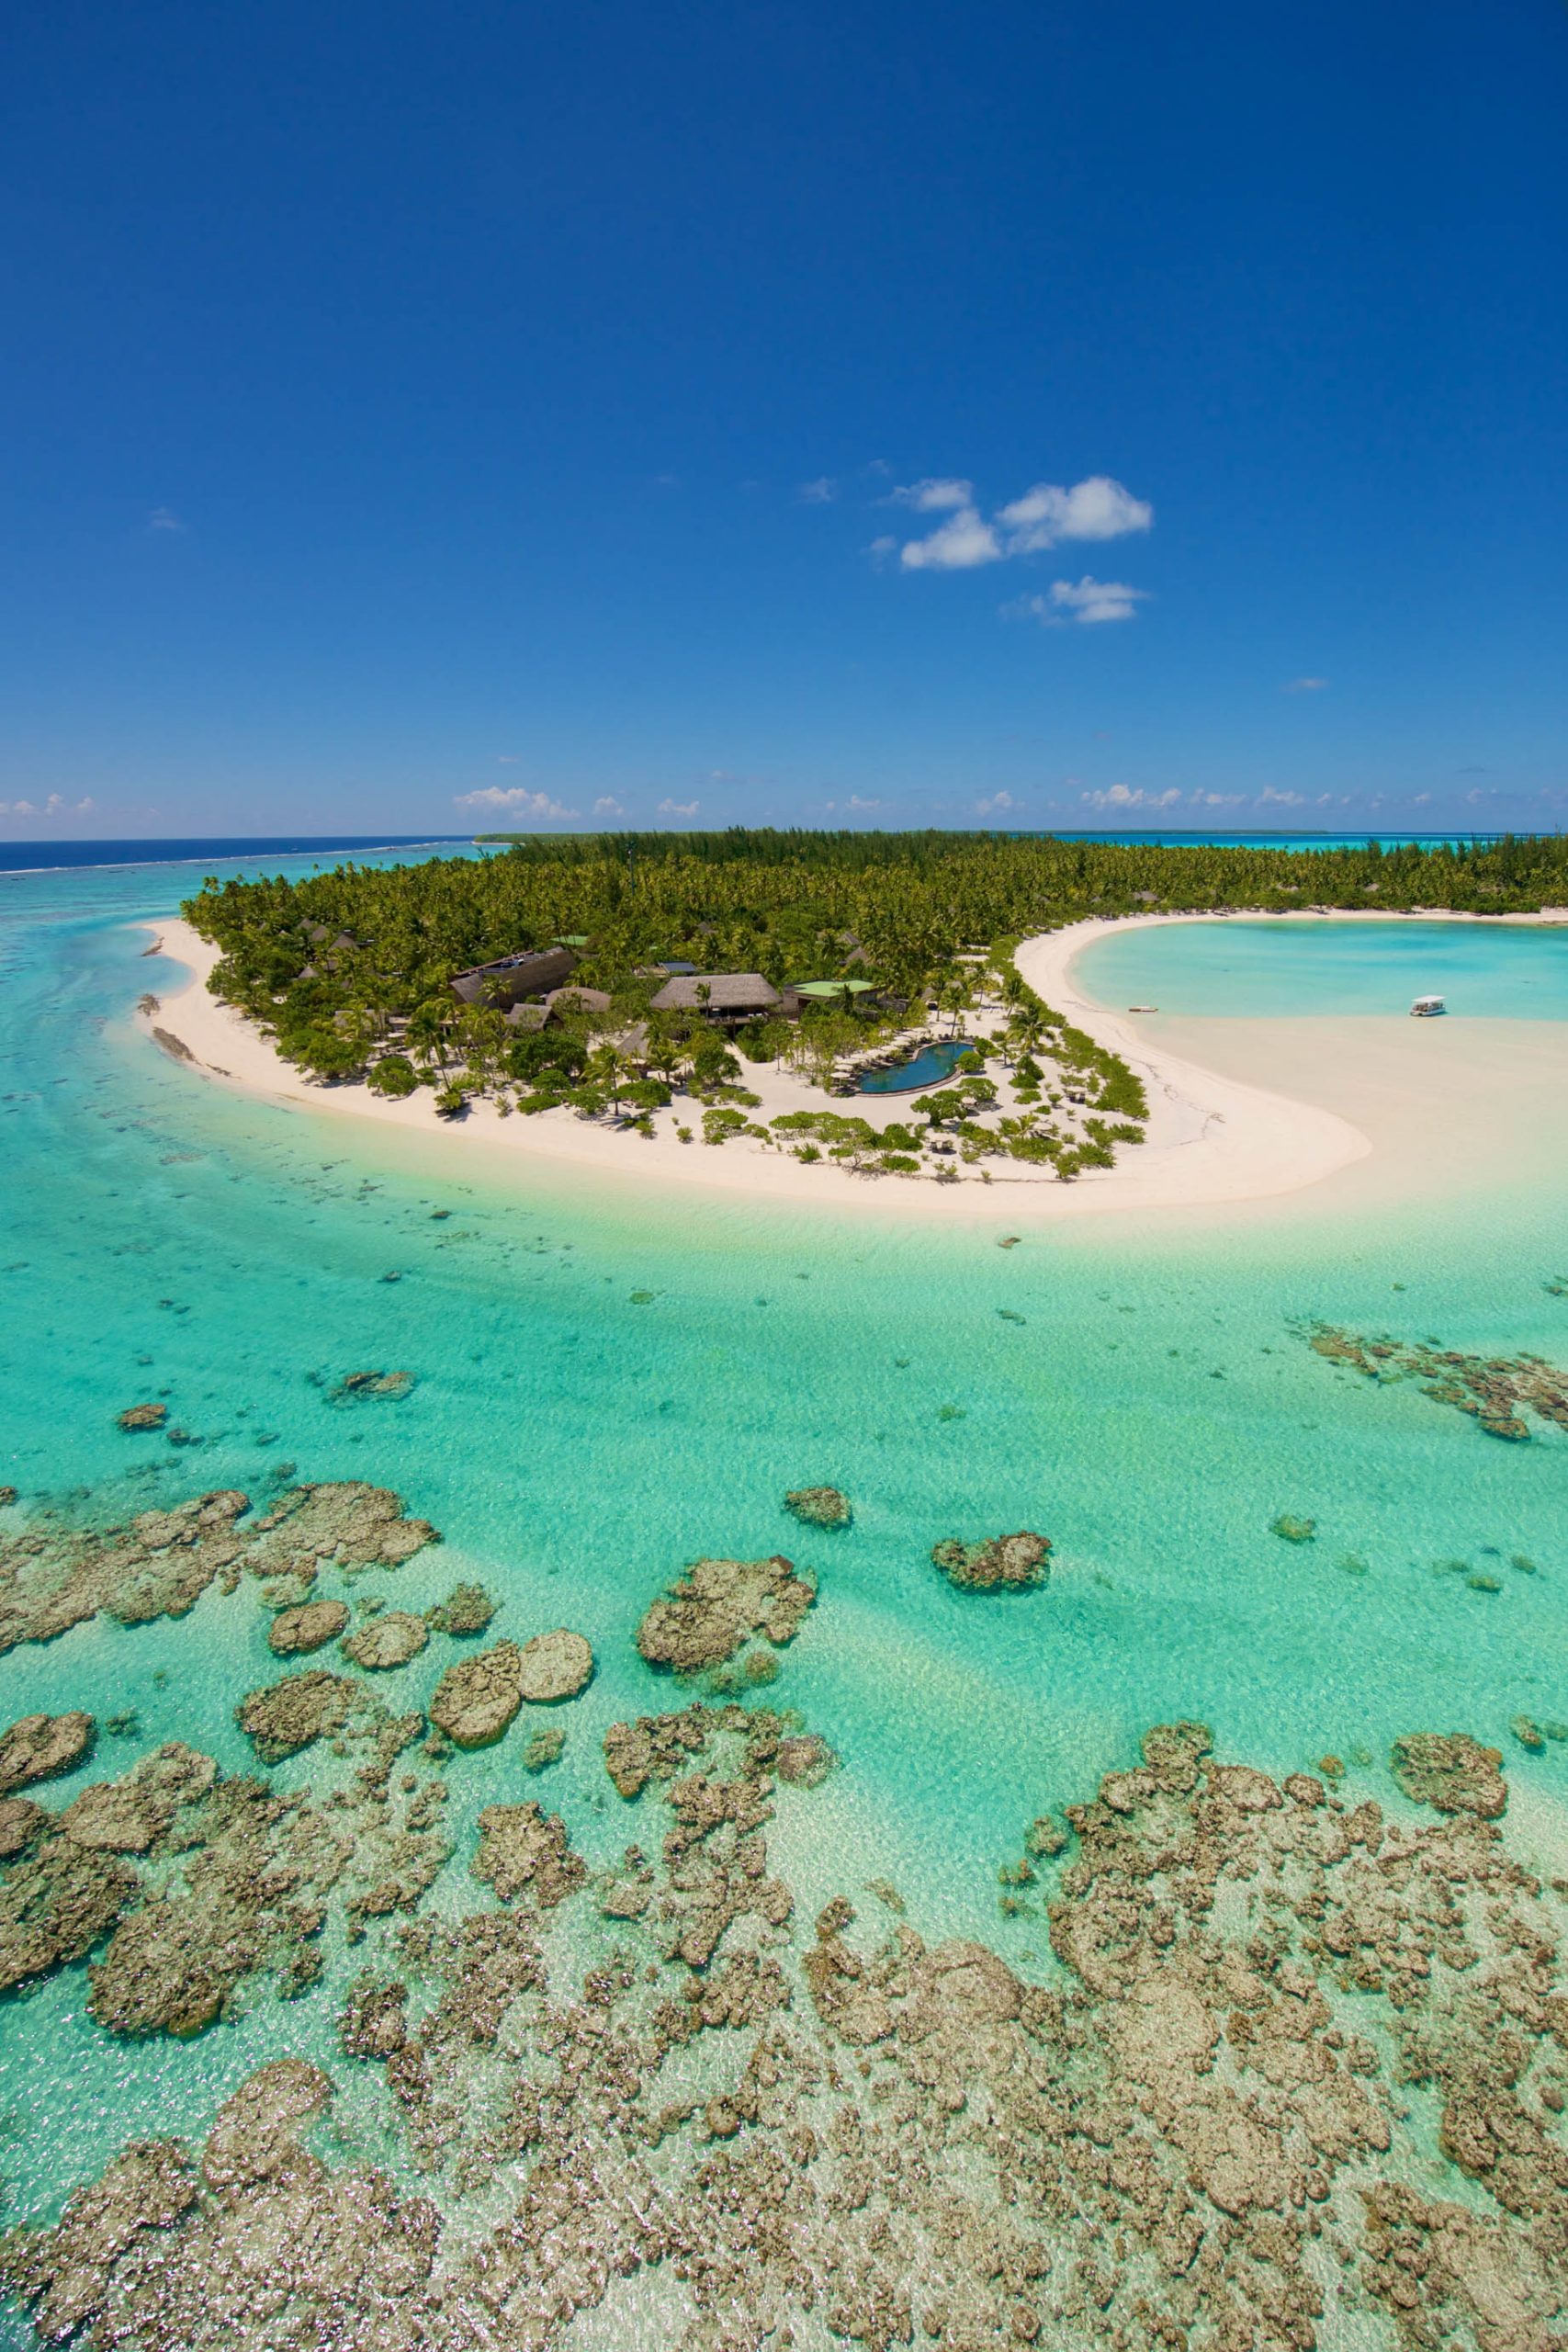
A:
[
  {"xmin": 0, "ymin": 1712, "xmax": 95, "ymax": 1793},
  {"xmin": 429, "ymin": 1641, "xmax": 524, "ymax": 1748},
  {"xmin": 341, "ymin": 1611, "xmax": 430, "ymax": 1671},
  {"xmin": 115, "ymin": 1404, "xmax": 168, "ymax": 1432},
  {"xmin": 9, "ymin": 1711, "xmax": 1568, "ymax": 2352},
  {"xmin": 267, "ymin": 1599, "xmax": 348, "ymax": 1656},
  {"xmin": 425, "ymin": 1582, "xmax": 496, "ymax": 1636},
  {"xmin": 931, "ymin": 1530, "xmax": 1051, "ymax": 1590},
  {"xmin": 0, "ymin": 1733, "xmax": 449, "ymax": 2031},
  {"xmin": 471, "ymin": 1802, "xmax": 586, "ymax": 1906},
  {"xmin": 515, "ymin": 1629, "xmax": 594, "ymax": 1702},
  {"xmin": 0, "ymin": 1482, "xmax": 437, "ymax": 1656},
  {"xmin": 784, "ymin": 1487, "xmax": 852, "ymax": 1529},
  {"xmin": 1307, "ymin": 1322, "xmax": 1568, "ymax": 1442},
  {"xmin": 636, "ymin": 1555, "xmax": 817, "ymax": 1673},
  {"xmin": 1389, "ymin": 1731, "xmax": 1508, "ymax": 1817}
]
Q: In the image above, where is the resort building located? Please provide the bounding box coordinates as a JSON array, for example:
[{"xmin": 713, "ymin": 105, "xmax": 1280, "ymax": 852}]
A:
[
  {"xmin": 648, "ymin": 972, "xmax": 784, "ymax": 1024},
  {"xmin": 450, "ymin": 945, "xmax": 578, "ymax": 1010},
  {"xmin": 544, "ymin": 985, "xmax": 613, "ymax": 1020}
]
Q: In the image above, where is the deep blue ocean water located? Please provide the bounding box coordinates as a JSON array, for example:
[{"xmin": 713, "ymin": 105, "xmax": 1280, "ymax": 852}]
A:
[{"xmin": 0, "ymin": 835, "xmax": 471, "ymax": 876}]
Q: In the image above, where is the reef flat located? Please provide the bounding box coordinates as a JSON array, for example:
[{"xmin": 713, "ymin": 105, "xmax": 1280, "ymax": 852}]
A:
[
  {"xmin": 1305, "ymin": 1327, "xmax": 1568, "ymax": 1445},
  {"xmin": 4, "ymin": 1696, "xmax": 1567, "ymax": 2351},
  {"xmin": 0, "ymin": 1482, "xmax": 439, "ymax": 1655}
]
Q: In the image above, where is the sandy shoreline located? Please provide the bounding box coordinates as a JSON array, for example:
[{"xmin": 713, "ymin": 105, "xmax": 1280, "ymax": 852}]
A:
[
  {"xmin": 135, "ymin": 914, "xmax": 1378, "ymax": 1222},
  {"xmin": 135, "ymin": 905, "xmax": 1561, "ymax": 1223}
]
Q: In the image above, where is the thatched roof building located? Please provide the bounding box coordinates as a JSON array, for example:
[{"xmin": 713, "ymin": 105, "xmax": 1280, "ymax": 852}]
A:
[
  {"xmin": 545, "ymin": 985, "xmax": 613, "ymax": 1019},
  {"xmin": 648, "ymin": 973, "xmax": 782, "ymax": 1023},
  {"xmin": 450, "ymin": 945, "xmax": 577, "ymax": 1010}
]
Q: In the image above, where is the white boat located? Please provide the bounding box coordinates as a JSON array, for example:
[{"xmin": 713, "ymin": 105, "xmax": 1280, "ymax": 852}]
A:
[
  {"xmin": 1410, "ymin": 995, "xmax": 1446, "ymax": 1017},
  {"xmin": 1127, "ymin": 1003, "xmax": 1159, "ymax": 1013}
]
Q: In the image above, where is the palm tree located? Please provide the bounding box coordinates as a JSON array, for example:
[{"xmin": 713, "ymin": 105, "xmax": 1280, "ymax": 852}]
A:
[
  {"xmin": 406, "ymin": 999, "xmax": 451, "ymax": 1080},
  {"xmin": 585, "ymin": 1042, "xmax": 627, "ymax": 1113}
]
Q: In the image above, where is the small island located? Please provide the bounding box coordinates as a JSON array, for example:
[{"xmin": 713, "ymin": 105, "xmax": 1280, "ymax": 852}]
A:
[{"xmin": 174, "ymin": 829, "xmax": 1568, "ymax": 1194}]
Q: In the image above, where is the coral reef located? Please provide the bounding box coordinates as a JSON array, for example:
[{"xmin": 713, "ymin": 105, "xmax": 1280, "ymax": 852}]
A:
[
  {"xmin": 116, "ymin": 1404, "xmax": 168, "ymax": 1431},
  {"xmin": 471, "ymin": 1803, "xmax": 586, "ymax": 1905},
  {"xmin": 784, "ymin": 1487, "xmax": 852, "ymax": 1529},
  {"xmin": 0, "ymin": 1712, "xmax": 95, "ymax": 1792},
  {"xmin": 931, "ymin": 1531, "xmax": 1051, "ymax": 1590},
  {"xmin": 1307, "ymin": 1322, "xmax": 1568, "ymax": 1442},
  {"xmin": 0, "ymin": 1733, "xmax": 449, "ymax": 2030},
  {"xmin": 636, "ymin": 1555, "xmax": 817, "ymax": 1673},
  {"xmin": 236, "ymin": 1671, "xmax": 374, "ymax": 1763},
  {"xmin": 332, "ymin": 1369, "xmax": 418, "ymax": 1402},
  {"xmin": 10, "ymin": 1712, "xmax": 1568, "ymax": 2352},
  {"xmin": 515, "ymin": 1629, "xmax": 594, "ymax": 1702},
  {"xmin": 429, "ymin": 1641, "xmax": 524, "ymax": 1748},
  {"xmin": 341, "ymin": 1611, "xmax": 430, "ymax": 1671},
  {"xmin": 0, "ymin": 1483, "xmax": 437, "ymax": 1655},
  {"xmin": 1389, "ymin": 1731, "xmax": 1508, "ymax": 1818},
  {"xmin": 267, "ymin": 1599, "xmax": 348, "ymax": 1656},
  {"xmin": 425, "ymin": 1582, "xmax": 496, "ymax": 1635}
]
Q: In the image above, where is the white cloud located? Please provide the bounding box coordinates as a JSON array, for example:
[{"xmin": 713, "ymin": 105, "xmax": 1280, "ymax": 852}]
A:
[
  {"xmin": 1258, "ymin": 787, "xmax": 1304, "ymax": 807},
  {"xmin": 798, "ymin": 477, "xmax": 838, "ymax": 504},
  {"xmin": 892, "ymin": 478, "xmax": 975, "ymax": 512},
  {"xmin": 1412, "ymin": 793, "xmax": 1431, "ymax": 806},
  {"xmin": 892, "ymin": 471, "xmax": 1153, "ymax": 574},
  {"xmin": 1284, "ymin": 676, "xmax": 1328, "ymax": 693},
  {"xmin": 148, "ymin": 507, "xmax": 185, "ymax": 532},
  {"xmin": 0, "ymin": 800, "xmax": 39, "ymax": 817},
  {"xmin": 658, "ymin": 798, "xmax": 699, "ymax": 819},
  {"xmin": 1009, "ymin": 579, "xmax": 1149, "ymax": 625},
  {"xmin": 454, "ymin": 786, "xmax": 579, "ymax": 819},
  {"xmin": 1190, "ymin": 791, "xmax": 1244, "ymax": 808},
  {"xmin": 1080, "ymin": 784, "xmax": 1180, "ymax": 810},
  {"xmin": 998, "ymin": 475, "xmax": 1153, "ymax": 552},
  {"xmin": 899, "ymin": 505, "xmax": 1001, "ymax": 571},
  {"xmin": 1047, "ymin": 576, "xmax": 1148, "ymax": 624},
  {"xmin": 592, "ymin": 796, "xmax": 626, "ymax": 818},
  {"xmin": 976, "ymin": 791, "xmax": 1016, "ymax": 817}
]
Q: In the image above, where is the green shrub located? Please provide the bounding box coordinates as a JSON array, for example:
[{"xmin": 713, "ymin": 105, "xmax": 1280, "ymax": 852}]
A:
[{"xmin": 368, "ymin": 1054, "xmax": 418, "ymax": 1098}]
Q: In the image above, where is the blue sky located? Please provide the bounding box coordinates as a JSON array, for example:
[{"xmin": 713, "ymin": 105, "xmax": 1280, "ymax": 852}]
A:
[{"xmin": 2, "ymin": 0, "xmax": 1565, "ymax": 838}]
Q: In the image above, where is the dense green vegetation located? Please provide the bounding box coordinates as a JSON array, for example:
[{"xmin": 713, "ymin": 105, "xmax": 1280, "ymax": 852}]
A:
[{"xmin": 182, "ymin": 827, "xmax": 1567, "ymax": 1172}]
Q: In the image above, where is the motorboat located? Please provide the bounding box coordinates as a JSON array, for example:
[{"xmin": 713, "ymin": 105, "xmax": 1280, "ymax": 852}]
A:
[{"xmin": 1410, "ymin": 995, "xmax": 1447, "ymax": 1017}]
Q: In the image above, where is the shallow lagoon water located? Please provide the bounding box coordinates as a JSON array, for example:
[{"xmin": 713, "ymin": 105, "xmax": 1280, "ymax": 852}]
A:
[
  {"xmin": 1, "ymin": 863, "xmax": 1566, "ymax": 2336},
  {"xmin": 1078, "ymin": 910, "xmax": 1568, "ymax": 1019}
]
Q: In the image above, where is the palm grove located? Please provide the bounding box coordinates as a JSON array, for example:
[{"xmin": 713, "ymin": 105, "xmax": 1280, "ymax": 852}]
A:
[{"xmin": 183, "ymin": 828, "xmax": 1568, "ymax": 1181}]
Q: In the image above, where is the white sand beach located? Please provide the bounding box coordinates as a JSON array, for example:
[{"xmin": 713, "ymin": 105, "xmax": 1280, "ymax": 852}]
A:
[{"xmin": 136, "ymin": 909, "xmax": 1562, "ymax": 1223}]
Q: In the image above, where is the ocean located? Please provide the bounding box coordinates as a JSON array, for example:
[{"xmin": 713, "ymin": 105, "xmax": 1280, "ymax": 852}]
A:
[{"xmin": 0, "ymin": 850, "xmax": 1564, "ymax": 2345}]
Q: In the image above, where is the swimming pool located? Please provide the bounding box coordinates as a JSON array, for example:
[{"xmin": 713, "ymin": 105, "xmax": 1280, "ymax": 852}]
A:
[{"xmin": 857, "ymin": 1036, "xmax": 976, "ymax": 1093}]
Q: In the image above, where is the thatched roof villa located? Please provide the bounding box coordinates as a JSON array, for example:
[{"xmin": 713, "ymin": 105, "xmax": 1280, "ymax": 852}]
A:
[
  {"xmin": 648, "ymin": 973, "xmax": 783, "ymax": 1024},
  {"xmin": 450, "ymin": 945, "xmax": 578, "ymax": 1010}
]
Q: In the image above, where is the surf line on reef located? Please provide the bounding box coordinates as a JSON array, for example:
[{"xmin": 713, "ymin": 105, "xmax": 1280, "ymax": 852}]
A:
[{"xmin": 134, "ymin": 915, "xmax": 1369, "ymax": 1225}]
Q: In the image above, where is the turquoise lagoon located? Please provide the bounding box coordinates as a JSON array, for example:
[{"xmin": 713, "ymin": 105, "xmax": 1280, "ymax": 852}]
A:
[
  {"xmin": 1, "ymin": 861, "xmax": 1566, "ymax": 2324},
  {"xmin": 1078, "ymin": 910, "xmax": 1568, "ymax": 1020}
]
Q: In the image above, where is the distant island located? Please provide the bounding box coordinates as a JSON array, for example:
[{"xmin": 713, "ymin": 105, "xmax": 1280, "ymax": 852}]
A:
[{"xmin": 178, "ymin": 828, "xmax": 1568, "ymax": 1191}]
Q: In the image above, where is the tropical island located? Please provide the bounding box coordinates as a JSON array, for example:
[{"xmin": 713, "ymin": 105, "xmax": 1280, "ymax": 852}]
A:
[{"xmin": 171, "ymin": 828, "xmax": 1568, "ymax": 1195}]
